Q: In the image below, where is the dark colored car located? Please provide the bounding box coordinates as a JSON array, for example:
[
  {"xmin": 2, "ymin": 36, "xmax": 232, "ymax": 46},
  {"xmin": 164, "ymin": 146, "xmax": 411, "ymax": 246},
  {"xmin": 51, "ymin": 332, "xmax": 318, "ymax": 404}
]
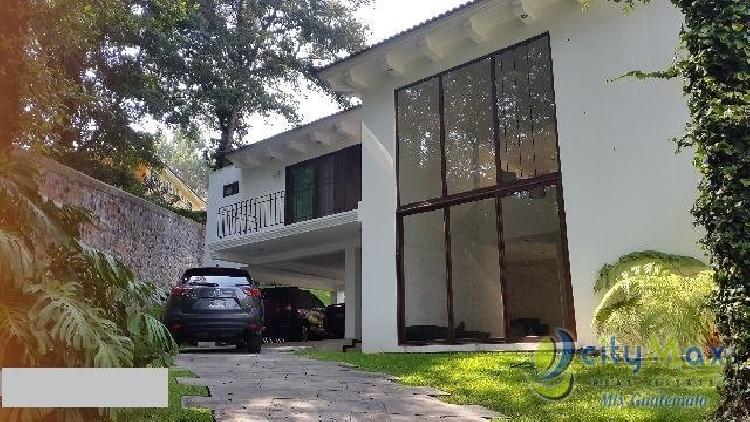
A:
[
  {"xmin": 163, "ymin": 267, "xmax": 263, "ymax": 353},
  {"xmin": 261, "ymin": 287, "xmax": 325, "ymax": 342},
  {"xmin": 323, "ymin": 303, "xmax": 345, "ymax": 339}
]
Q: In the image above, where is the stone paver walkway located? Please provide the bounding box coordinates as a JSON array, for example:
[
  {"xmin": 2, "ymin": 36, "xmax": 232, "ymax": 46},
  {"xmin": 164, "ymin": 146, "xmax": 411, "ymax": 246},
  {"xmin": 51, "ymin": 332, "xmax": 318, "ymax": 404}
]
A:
[{"xmin": 175, "ymin": 349, "xmax": 505, "ymax": 421}]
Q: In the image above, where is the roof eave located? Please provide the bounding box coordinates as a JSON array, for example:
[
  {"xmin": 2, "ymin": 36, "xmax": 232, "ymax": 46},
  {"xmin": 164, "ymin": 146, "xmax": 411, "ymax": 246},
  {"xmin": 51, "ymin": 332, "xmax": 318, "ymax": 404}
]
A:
[
  {"xmin": 317, "ymin": 0, "xmax": 563, "ymax": 95},
  {"xmin": 316, "ymin": 0, "xmax": 501, "ymax": 94},
  {"xmin": 225, "ymin": 107, "xmax": 362, "ymax": 169}
]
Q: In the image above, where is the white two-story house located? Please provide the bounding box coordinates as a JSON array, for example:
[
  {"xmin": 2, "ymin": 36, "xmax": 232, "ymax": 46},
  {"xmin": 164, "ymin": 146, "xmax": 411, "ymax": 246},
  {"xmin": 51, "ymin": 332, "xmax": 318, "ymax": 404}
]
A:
[{"xmin": 206, "ymin": 0, "xmax": 703, "ymax": 352}]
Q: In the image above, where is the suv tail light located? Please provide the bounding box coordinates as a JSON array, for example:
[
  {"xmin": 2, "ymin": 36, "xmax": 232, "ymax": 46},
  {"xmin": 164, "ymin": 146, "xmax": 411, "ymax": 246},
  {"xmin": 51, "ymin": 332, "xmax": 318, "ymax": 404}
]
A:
[
  {"xmin": 242, "ymin": 287, "xmax": 262, "ymax": 297},
  {"xmin": 170, "ymin": 286, "xmax": 192, "ymax": 297}
]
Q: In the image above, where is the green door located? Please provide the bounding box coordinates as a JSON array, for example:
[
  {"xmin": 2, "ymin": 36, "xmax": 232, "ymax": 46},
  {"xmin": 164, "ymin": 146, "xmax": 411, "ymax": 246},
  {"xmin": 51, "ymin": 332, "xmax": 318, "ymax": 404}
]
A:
[{"xmin": 289, "ymin": 164, "xmax": 315, "ymax": 223}]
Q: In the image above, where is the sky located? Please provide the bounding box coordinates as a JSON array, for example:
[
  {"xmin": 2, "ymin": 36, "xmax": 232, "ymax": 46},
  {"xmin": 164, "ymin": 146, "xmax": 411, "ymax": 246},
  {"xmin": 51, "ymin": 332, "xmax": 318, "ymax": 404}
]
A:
[{"xmin": 242, "ymin": 0, "xmax": 467, "ymax": 143}]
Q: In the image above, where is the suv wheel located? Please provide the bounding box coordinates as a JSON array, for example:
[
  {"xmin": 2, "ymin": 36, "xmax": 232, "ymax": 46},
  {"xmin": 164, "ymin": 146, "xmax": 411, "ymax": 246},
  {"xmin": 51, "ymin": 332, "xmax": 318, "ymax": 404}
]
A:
[{"xmin": 239, "ymin": 331, "xmax": 262, "ymax": 354}]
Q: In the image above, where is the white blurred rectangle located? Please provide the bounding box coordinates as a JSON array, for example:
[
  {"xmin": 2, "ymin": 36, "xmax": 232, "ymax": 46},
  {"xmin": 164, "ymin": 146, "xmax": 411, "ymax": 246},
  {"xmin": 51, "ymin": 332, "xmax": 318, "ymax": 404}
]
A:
[{"xmin": 1, "ymin": 368, "xmax": 168, "ymax": 407}]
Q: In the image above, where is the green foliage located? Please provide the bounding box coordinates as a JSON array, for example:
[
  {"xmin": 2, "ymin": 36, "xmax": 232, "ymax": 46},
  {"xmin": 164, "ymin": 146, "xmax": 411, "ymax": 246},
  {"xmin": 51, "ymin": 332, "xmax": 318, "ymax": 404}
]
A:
[
  {"xmin": 120, "ymin": 369, "xmax": 212, "ymax": 421},
  {"xmin": 0, "ymin": 151, "xmax": 178, "ymax": 420},
  {"xmin": 148, "ymin": 0, "xmax": 371, "ymax": 163},
  {"xmin": 0, "ymin": 0, "xmax": 27, "ymax": 146},
  {"xmin": 4, "ymin": 0, "xmax": 197, "ymax": 199},
  {"xmin": 156, "ymin": 129, "xmax": 210, "ymax": 199},
  {"xmin": 14, "ymin": 1, "xmax": 166, "ymax": 182},
  {"xmin": 162, "ymin": 205, "xmax": 208, "ymax": 224},
  {"xmin": 593, "ymin": 251, "xmax": 715, "ymax": 349},
  {"xmin": 307, "ymin": 288, "xmax": 333, "ymax": 307},
  {"xmin": 598, "ymin": 0, "xmax": 750, "ymax": 417}
]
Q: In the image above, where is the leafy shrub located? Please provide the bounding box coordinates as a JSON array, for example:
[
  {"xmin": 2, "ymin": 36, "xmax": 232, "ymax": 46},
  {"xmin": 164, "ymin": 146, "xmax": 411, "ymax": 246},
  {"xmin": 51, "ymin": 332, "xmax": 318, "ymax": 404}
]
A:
[
  {"xmin": 0, "ymin": 151, "xmax": 177, "ymax": 420},
  {"xmin": 593, "ymin": 251, "xmax": 716, "ymax": 349}
]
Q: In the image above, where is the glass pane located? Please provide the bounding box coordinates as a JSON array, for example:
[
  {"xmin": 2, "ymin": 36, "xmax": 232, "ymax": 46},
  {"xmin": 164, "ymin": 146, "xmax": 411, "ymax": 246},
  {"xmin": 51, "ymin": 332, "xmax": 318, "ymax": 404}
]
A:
[
  {"xmin": 527, "ymin": 37, "xmax": 558, "ymax": 175},
  {"xmin": 403, "ymin": 210, "xmax": 448, "ymax": 341},
  {"xmin": 317, "ymin": 154, "xmax": 336, "ymax": 216},
  {"xmin": 291, "ymin": 165, "xmax": 315, "ymax": 222},
  {"xmin": 496, "ymin": 36, "xmax": 558, "ymax": 182},
  {"xmin": 449, "ymin": 198, "xmax": 504, "ymax": 340},
  {"xmin": 501, "ymin": 185, "xmax": 567, "ymax": 337},
  {"xmin": 184, "ymin": 275, "xmax": 251, "ymax": 287},
  {"xmin": 397, "ymin": 78, "xmax": 442, "ymax": 204},
  {"xmin": 444, "ymin": 58, "xmax": 496, "ymax": 194}
]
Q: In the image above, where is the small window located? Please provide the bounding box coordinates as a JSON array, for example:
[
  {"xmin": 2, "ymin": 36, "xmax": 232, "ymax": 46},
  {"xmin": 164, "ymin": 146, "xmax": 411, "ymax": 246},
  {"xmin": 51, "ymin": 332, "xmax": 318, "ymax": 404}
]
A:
[{"xmin": 223, "ymin": 181, "xmax": 239, "ymax": 197}]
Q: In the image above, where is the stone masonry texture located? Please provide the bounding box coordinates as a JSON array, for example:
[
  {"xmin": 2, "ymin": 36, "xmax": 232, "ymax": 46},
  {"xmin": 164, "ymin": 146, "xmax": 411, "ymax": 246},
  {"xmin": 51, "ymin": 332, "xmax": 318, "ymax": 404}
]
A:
[{"xmin": 32, "ymin": 154, "xmax": 205, "ymax": 287}]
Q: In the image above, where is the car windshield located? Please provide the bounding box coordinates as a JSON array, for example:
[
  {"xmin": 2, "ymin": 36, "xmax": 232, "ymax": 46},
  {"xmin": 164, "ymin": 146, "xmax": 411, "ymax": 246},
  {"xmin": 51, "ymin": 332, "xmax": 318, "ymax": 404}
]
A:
[{"xmin": 183, "ymin": 275, "xmax": 251, "ymax": 287}]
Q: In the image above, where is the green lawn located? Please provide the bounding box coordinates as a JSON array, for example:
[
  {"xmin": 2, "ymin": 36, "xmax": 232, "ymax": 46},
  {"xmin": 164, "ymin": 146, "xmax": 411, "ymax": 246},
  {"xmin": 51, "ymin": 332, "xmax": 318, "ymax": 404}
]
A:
[
  {"xmin": 123, "ymin": 368, "xmax": 213, "ymax": 422},
  {"xmin": 300, "ymin": 350, "xmax": 723, "ymax": 421}
]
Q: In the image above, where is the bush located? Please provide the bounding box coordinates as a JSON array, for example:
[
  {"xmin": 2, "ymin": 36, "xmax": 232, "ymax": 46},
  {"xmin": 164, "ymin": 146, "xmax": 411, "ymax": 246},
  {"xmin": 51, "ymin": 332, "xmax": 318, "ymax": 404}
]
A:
[
  {"xmin": 0, "ymin": 152, "xmax": 177, "ymax": 420},
  {"xmin": 592, "ymin": 251, "xmax": 716, "ymax": 349}
]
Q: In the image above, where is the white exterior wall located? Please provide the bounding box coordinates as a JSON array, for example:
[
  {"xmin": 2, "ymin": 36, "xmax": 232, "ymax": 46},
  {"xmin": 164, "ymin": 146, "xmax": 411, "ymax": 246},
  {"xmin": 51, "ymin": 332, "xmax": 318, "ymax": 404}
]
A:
[
  {"xmin": 206, "ymin": 164, "xmax": 285, "ymax": 246},
  {"xmin": 359, "ymin": 0, "xmax": 703, "ymax": 352},
  {"xmin": 206, "ymin": 141, "xmax": 361, "ymax": 247}
]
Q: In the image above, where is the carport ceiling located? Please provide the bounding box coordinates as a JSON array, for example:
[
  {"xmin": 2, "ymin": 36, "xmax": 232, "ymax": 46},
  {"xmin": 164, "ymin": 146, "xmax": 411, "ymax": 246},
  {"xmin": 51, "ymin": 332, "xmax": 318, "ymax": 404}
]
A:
[
  {"xmin": 257, "ymin": 251, "xmax": 346, "ymax": 284},
  {"xmin": 293, "ymin": 251, "xmax": 345, "ymax": 271}
]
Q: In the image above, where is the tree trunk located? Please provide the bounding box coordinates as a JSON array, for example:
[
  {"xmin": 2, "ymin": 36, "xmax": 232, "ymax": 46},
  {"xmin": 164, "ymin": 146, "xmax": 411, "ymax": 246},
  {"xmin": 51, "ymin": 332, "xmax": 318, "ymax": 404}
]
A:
[{"xmin": 214, "ymin": 104, "xmax": 241, "ymax": 168}]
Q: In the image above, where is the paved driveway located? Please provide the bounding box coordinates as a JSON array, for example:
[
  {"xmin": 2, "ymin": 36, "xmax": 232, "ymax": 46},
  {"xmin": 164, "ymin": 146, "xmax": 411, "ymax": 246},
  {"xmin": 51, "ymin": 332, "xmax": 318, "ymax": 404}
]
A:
[{"xmin": 176, "ymin": 349, "xmax": 504, "ymax": 421}]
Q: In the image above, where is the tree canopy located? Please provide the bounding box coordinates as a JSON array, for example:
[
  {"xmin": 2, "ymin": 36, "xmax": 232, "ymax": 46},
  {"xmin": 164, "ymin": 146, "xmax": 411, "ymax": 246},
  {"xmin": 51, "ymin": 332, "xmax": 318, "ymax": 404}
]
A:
[
  {"xmin": 4, "ymin": 1, "xmax": 190, "ymax": 192},
  {"xmin": 3, "ymin": 0, "xmax": 370, "ymax": 186},
  {"xmin": 148, "ymin": 0, "xmax": 370, "ymax": 165}
]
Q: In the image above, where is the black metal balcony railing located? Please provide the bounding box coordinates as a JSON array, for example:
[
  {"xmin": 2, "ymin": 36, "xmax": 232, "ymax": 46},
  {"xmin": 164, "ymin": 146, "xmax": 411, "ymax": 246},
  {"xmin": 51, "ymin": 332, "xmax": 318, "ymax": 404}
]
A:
[
  {"xmin": 216, "ymin": 191, "xmax": 285, "ymax": 240},
  {"xmin": 216, "ymin": 144, "xmax": 362, "ymax": 241}
]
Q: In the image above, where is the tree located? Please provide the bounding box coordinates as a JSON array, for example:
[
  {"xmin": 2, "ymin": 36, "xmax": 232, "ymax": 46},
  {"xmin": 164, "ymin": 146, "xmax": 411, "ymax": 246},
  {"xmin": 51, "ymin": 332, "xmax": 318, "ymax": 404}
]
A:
[
  {"xmin": 595, "ymin": 0, "xmax": 749, "ymax": 418},
  {"xmin": 151, "ymin": 0, "xmax": 371, "ymax": 165},
  {"xmin": 1, "ymin": 5, "xmax": 179, "ymax": 420},
  {"xmin": 0, "ymin": 0, "xmax": 27, "ymax": 148},
  {"xmin": 8, "ymin": 0, "xmax": 187, "ymax": 194}
]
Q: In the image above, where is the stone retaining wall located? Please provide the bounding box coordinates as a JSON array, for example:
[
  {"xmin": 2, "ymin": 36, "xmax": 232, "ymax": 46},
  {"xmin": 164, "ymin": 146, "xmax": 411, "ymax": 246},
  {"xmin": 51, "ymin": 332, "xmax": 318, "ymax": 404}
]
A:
[{"xmin": 31, "ymin": 154, "xmax": 206, "ymax": 287}]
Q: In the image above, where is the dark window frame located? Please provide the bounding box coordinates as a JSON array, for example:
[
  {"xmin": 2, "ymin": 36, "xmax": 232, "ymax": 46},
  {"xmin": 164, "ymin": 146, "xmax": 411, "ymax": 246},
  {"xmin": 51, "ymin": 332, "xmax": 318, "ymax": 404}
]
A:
[
  {"xmin": 284, "ymin": 144, "xmax": 362, "ymax": 225},
  {"xmin": 395, "ymin": 32, "xmax": 576, "ymax": 345},
  {"xmin": 223, "ymin": 181, "xmax": 240, "ymax": 198}
]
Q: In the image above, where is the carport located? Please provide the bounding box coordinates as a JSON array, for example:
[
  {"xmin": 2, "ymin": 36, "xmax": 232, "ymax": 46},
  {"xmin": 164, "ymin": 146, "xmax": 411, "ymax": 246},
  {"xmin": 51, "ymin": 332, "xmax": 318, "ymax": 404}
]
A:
[{"xmin": 208, "ymin": 211, "xmax": 362, "ymax": 340}]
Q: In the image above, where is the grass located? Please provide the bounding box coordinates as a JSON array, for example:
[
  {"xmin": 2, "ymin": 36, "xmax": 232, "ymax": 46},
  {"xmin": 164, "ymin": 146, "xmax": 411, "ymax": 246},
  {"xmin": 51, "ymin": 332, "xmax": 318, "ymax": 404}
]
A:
[
  {"xmin": 300, "ymin": 350, "xmax": 723, "ymax": 421},
  {"xmin": 124, "ymin": 368, "xmax": 213, "ymax": 422}
]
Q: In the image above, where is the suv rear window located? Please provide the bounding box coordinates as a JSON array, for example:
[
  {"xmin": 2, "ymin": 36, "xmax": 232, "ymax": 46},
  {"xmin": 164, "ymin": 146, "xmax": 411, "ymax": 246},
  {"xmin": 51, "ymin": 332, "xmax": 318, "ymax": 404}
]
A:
[
  {"xmin": 262, "ymin": 288, "xmax": 289, "ymax": 298},
  {"xmin": 182, "ymin": 275, "xmax": 251, "ymax": 287},
  {"xmin": 295, "ymin": 290, "xmax": 325, "ymax": 309}
]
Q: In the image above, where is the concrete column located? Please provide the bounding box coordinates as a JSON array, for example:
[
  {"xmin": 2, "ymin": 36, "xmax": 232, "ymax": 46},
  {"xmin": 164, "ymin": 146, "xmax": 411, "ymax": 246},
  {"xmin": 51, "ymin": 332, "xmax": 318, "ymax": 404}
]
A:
[{"xmin": 344, "ymin": 246, "xmax": 362, "ymax": 339}]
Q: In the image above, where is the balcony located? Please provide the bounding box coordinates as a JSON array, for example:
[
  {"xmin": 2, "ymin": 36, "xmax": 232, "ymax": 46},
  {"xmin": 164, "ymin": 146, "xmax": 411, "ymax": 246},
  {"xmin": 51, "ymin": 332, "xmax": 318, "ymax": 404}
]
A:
[
  {"xmin": 216, "ymin": 144, "xmax": 361, "ymax": 243},
  {"xmin": 216, "ymin": 191, "xmax": 286, "ymax": 240}
]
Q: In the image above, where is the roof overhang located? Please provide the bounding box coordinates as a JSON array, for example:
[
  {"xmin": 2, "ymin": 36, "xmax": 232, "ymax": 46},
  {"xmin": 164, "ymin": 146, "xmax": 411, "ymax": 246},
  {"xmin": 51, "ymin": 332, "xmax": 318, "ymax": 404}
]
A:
[
  {"xmin": 226, "ymin": 107, "xmax": 361, "ymax": 169},
  {"xmin": 317, "ymin": 0, "xmax": 572, "ymax": 96}
]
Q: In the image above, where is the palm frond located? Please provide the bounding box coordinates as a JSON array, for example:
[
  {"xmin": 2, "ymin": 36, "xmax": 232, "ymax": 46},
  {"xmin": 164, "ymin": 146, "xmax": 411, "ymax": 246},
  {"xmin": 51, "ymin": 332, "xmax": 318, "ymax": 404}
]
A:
[
  {"xmin": 0, "ymin": 300, "xmax": 41, "ymax": 366},
  {"xmin": 30, "ymin": 280, "xmax": 134, "ymax": 367},
  {"xmin": 593, "ymin": 252, "xmax": 715, "ymax": 349},
  {"xmin": 0, "ymin": 231, "xmax": 34, "ymax": 288}
]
